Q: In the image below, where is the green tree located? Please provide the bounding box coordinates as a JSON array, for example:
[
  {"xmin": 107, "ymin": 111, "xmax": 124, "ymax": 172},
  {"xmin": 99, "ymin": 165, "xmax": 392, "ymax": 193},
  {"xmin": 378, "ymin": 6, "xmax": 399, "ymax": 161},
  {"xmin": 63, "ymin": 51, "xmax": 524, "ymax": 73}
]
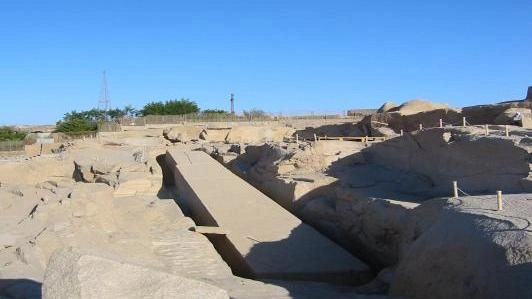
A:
[
  {"xmin": 107, "ymin": 108, "xmax": 127, "ymax": 120},
  {"xmin": 64, "ymin": 109, "xmax": 106, "ymax": 122},
  {"xmin": 55, "ymin": 118, "xmax": 98, "ymax": 133},
  {"xmin": 140, "ymin": 99, "xmax": 199, "ymax": 116},
  {"xmin": 123, "ymin": 105, "xmax": 139, "ymax": 117},
  {"xmin": 0, "ymin": 126, "xmax": 27, "ymax": 141},
  {"xmin": 56, "ymin": 106, "xmax": 136, "ymax": 133},
  {"xmin": 163, "ymin": 99, "xmax": 199, "ymax": 115},
  {"xmin": 140, "ymin": 101, "xmax": 165, "ymax": 116}
]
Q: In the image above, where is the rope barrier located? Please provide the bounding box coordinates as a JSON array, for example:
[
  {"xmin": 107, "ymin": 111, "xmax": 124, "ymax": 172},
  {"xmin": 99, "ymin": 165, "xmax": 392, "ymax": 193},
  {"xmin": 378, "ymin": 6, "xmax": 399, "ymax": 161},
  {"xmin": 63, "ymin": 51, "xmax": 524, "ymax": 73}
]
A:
[
  {"xmin": 408, "ymin": 120, "xmax": 513, "ymax": 136},
  {"xmin": 457, "ymin": 187, "xmax": 472, "ymax": 197}
]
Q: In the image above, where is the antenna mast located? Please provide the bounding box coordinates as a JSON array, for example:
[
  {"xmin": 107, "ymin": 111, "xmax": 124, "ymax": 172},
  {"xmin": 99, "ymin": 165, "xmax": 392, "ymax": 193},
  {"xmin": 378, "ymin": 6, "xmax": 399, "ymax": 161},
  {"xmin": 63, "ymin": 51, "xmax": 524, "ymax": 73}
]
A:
[
  {"xmin": 230, "ymin": 93, "xmax": 235, "ymax": 114},
  {"xmin": 98, "ymin": 71, "xmax": 110, "ymax": 112}
]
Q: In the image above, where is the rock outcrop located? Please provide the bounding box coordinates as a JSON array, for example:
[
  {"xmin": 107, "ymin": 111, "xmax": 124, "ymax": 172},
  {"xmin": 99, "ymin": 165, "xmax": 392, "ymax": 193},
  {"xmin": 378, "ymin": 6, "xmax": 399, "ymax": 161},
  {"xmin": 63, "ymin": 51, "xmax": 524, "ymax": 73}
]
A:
[
  {"xmin": 390, "ymin": 196, "xmax": 532, "ymax": 299},
  {"xmin": 461, "ymin": 102, "xmax": 532, "ymax": 125},
  {"xmin": 227, "ymin": 141, "xmax": 365, "ymax": 209},
  {"xmin": 359, "ymin": 107, "xmax": 462, "ymax": 133},
  {"xmin": 363, "ymin": 128, "xmax": 532, "ymax": 196},
  {"xmin": 361, "ymin": 95, "xmax": 532, "ymax": 135},
  {"xmin": 226, "ymin": 138, "xmax": 532, "ymax": 298},
  {"xmin": 225, "ymin": 128, "xmax": 532, "ymax": 277},
  {"xmin": 73, "ymin": 161, "xmax": 119, "ymax": 188},
  {"xmin": 163, "ymin": 125, "xmax": 295, "ymax": 144},
  {"xmin": 2, "ymin": 131, "xmax": 392, "ymax": 299},
  {"xmin": 43, "ymin": 247, "xmax": 229, "ymax": 299}
]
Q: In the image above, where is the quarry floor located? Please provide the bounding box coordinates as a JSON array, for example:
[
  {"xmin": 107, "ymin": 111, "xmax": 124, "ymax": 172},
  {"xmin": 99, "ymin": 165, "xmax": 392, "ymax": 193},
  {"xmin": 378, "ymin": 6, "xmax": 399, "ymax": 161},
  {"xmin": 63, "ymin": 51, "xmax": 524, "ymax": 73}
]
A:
[{"xmin": 0, "ymin": 128, "xmax": 388, "ymax": 299}]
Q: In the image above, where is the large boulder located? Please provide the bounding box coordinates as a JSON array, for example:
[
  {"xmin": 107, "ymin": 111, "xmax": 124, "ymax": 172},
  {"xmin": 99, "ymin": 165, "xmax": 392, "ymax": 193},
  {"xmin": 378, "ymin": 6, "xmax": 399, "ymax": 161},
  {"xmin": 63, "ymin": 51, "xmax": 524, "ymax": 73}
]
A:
[
  {"xmin": 42, "ymin": 247, "xmax": 229, "ymax": 299},
  {"xmin": 72, "ymin": 161, "xmax": 119, "ymax": 187},
  {"xmin": 73, "ymin": 161, "xmax": 95, "ymax": 183},
  {"xmin": 390, "ymin": 196, "xmax": 532, "ymax": 299},
  {"xmin": 377, "ymin": 102, "xmax": 398, "ymax": 113},
  {"xmin": 225, "ymin": 125, "xmax": 295, "ymax": 143},
  {"xmin": 389, "ymin": 99, "xmax": 449, "ymax": 116},
  {"xmin": 163, "ymin": 125, "xmax": 205, "ymax": 143}
]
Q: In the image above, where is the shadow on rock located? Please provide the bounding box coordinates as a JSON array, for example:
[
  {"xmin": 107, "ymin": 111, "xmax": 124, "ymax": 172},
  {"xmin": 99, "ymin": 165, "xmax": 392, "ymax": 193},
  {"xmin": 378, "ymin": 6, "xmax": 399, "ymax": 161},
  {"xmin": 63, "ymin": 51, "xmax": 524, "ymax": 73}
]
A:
[
  {"xmin": 0, "ymin": 279, "xmax": 42, "ymax": 299},
  {"xmin": 244, "ymin": 224, "xmax": 376, "ymax": 298}
]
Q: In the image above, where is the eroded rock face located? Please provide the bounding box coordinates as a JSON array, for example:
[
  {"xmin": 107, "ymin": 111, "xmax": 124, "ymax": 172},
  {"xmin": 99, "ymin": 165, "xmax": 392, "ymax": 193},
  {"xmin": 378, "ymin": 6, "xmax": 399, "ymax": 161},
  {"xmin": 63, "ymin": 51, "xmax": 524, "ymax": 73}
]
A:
[
  {"xmin": 229, "ymin": 128, "xmax": 532, "ymax": 208},
  {"xmin": 43, "ymin": 247, "xmax": 229, "ymax": 299},
  {"xmin": 462, "ymin": 101, "xmax": 532, "ymax": 125},
  {"xmin": 362, "ymin": 99, "xmax": 532, "ymax": 134},
  {"xmin": 363, "ymin": 128, "xmax": 532, "ymax": 196},
  {"xmin": 227, "ymin": 141, "xmax": 364, "ymax": 209},
  {"xmin": 359, "ymin": 108, "xmax": 462, "ymax": 133}
]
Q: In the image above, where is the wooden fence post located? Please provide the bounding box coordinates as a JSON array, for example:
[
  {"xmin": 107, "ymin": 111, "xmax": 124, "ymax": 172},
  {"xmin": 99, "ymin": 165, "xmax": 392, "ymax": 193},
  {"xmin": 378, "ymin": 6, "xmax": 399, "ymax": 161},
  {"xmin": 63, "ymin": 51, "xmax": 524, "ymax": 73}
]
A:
[
  {"xmin": 485, "ymin": 124, "xmax": 489, "ymax": 136},
  {"xmin": 497, "ymin": 191, "xmax": 503, "ymax": 211},
  {"xmin": 439, "ymin": 119, "xmax": 443, "ymax": 128},
  {"xmin": 453, "ymin": 181, "xmax": 458, "ymax": 198},
  {"xmin": 462, "ymin": 117, "xmax": 466, "ymax": 127},
  {"xmin": 505, "ymin": 125, "xmax": 509, "ymax": 137}
]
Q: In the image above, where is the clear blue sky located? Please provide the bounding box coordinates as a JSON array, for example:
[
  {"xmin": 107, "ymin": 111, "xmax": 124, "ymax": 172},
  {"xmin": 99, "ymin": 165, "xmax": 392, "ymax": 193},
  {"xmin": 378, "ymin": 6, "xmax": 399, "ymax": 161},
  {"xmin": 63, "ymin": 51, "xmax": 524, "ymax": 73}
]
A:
[{"xmin": 1, "ymin": 0, "xmax": 531, "ymax": 124}]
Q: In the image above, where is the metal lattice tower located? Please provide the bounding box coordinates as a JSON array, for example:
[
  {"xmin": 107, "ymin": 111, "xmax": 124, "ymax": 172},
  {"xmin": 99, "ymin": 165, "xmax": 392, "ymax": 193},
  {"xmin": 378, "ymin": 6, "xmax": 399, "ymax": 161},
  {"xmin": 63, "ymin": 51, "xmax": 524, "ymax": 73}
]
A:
[
  {"xmin": 230, "ymin": 93, "xmax": 235, "ymax": 114},
  {"xmin": 98, "ymin": 71, "xmax": 111, "ymax": 111}
]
